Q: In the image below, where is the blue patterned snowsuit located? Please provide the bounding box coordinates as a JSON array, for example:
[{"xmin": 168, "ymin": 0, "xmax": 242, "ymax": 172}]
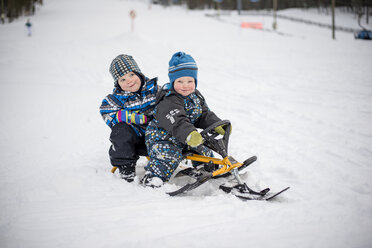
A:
[
  {"xmin": 145, "ymin": 84, "xmax": 221, "ymax": 181},
  {"xmin": 99, "ymin": 77, "xmax": 158, "ymax": 167}
]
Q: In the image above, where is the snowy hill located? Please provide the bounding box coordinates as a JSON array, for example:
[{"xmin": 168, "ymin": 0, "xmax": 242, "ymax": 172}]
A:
[{"xmin": 1, "ymin": 0, "xmax": 372, "ymax": 247}]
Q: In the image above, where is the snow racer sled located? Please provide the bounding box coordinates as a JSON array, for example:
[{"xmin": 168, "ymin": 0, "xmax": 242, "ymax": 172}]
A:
[
  {"xmin": 111, "ymin": 120, "xmax": 289, "ymax": 201},
  {"xmin": 167, "ymin": 120, "xmax": 289, "ymax": 201}
]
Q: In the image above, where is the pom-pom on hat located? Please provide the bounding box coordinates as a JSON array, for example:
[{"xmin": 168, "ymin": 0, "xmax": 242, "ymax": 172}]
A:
[
  {"xmin": 168, "ymin": 52, "xmax": 198, "ymax": 87},
  {"xmin": 109, "ymin": 54, "xmax": 142, "ymax": 85}
]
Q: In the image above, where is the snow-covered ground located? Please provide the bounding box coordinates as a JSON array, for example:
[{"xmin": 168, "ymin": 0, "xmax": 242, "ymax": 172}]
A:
[{"xmin": 1, "ymin": 0, "xmax": 372, "ymax": 247}]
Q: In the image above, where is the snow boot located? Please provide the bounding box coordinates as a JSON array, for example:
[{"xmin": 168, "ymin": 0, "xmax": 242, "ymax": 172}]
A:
[
  {"xmin": 118, "ymin": 164, "xmax": 136, "ymax": 182},
  {"xmin": 141, "ymin": 172, "xmax": 163, "ymax": 188}
]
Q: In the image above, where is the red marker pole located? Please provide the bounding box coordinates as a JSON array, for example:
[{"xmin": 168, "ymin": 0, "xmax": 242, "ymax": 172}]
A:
[{"xmin": 129, "ymin": 10, "xmax": 136, "ymax": 32}]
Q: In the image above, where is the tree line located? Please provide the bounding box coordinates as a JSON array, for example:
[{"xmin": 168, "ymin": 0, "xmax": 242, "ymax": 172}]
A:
[
  {"xmin": 2, "ymin": 0, "xmax": 370, "ymax": 23},
  {"xmin": 163, "ymin": 0, "xmax": 371, "ymax": 11},
  {"xmin": 1, "ymin": 0, "xmax": 43, "ymax": 23}
]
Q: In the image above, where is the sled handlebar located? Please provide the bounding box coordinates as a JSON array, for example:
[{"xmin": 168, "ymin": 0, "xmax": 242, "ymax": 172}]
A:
[
  {"xmin": 200, "ymin": 120, "xmax": 231, "ymax": 157},
  {"xmin": 200, "ymin": 120, "xmax": 231, "ymax": 138}
]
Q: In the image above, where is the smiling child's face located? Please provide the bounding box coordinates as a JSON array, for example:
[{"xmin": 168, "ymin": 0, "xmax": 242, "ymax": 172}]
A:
[
  {"xmin": 173, "ymin": 76, "xmax": 196, "ymax": 97},
  {"xmin": 118, "ymin": 72, "xmax": 141, "ymax": 92}
]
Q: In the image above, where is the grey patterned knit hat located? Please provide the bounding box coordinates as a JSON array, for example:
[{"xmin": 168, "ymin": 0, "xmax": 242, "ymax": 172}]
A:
[{"xmin": 109, "ymin": 54, "xmax": 142, "ymax": 85}]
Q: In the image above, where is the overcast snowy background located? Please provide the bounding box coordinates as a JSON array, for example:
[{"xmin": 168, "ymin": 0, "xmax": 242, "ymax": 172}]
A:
[{"xmin": 1, "ymin": 0, "xmax": 372, "ymax": 247}]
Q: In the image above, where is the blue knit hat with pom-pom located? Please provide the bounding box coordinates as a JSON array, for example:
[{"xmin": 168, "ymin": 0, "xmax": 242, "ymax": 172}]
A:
[{"xmin": 168, "ymin": 52, "xmax": 198, "ymax": 88}]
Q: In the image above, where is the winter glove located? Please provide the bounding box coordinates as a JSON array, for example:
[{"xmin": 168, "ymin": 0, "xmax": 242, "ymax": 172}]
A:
[
  {"xmin": 117, "ymin": 110, "xmax": 148, "ymax": 125},
  {"xmin": 131, "ymin": 112, "xmax": 147, "ymax": 125},
  {"xmin": 142, "ymin": 108, "xmax": 154, "ymax": 122},
  {"xmin": 214, "ymin": 124, "xmax": 232, "ymax": 135},
  {"xmin": 186, "ymin": 131, "xmax": 203, "ymax": 147}
]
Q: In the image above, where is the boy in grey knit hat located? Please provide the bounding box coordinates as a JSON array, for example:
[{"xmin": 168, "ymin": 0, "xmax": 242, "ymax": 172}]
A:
[{"xmin": 100, "ymin": 54, "xmax": 159, "ymax": 182}]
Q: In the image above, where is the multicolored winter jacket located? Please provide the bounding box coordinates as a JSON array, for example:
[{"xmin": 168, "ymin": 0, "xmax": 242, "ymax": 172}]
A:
[
  {"xmin": 100, "ymin": 77, "xmax": 158, "ymax": 136},
  {"xmin": 147, "ymin": 83, "xmax": 221, "ymax": 144}
]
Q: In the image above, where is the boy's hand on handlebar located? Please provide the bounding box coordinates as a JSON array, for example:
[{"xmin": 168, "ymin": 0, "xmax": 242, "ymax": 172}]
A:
[
  {"xmin": 186, "ymin": 131, "xmax": 203, "ymax": 147},
  {"xmin": 214, "ymin": 125, "xmax": 225, "ymax": 135},
  {"xmin": 214, "ymin": 124, "xmax": 232, "ymax": 135}
]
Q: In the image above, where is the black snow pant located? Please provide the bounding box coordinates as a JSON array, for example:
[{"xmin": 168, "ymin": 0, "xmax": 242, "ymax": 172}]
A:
[{"xmin": 109, "ymin": 122, "xmax": 148, "ymax": 170}]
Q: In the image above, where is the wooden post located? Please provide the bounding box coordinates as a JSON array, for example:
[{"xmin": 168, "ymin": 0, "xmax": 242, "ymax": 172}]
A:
[
  {"xmin": 367, "ymin": 6, "xmax": 369, "ymax": 24},
  {"xmin": 331, "ymin": 0, "xmax": 335, "ymax": 40},
  {"xmin": 1, "ymin": 0, "xmax": 4, "ymax": 24},
  {"xmin": 273, "ymin": 0, "xmax": 277, "ymax": 30},
  {"xmin": 237, "ymin": 0, "xmax": 242, "ymax": 15}
]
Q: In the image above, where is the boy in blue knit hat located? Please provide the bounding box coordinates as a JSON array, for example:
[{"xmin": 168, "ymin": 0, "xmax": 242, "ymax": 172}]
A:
[
  {"xmin": 100, "ymin": 54, "xmax": 158, "ymax": 182},
  {"xmin": 141, "ymin": 51, "xmax": 227, "ymax": 187}
]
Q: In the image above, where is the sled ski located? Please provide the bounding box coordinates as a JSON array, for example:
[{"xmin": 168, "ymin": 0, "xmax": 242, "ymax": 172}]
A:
[
  {"xmin": 265, "ymin": 187, "xmax": 290, "ymax": 200},
  {"xmin": 167, "ymin": 173, "xmax": 212, "ymax": 196},
  {"xmin": 223, "ymin": 184, "xmax": 290, "ymax": 201},
  {"xmin": 168, "ymin": 173, "xmax": 289, "ymax": 201}
]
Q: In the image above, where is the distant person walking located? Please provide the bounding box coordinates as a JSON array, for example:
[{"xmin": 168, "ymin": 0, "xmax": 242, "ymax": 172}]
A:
[{"xmin": 25, "ymin": 19, "xmax": 32, "ymax": 37}]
